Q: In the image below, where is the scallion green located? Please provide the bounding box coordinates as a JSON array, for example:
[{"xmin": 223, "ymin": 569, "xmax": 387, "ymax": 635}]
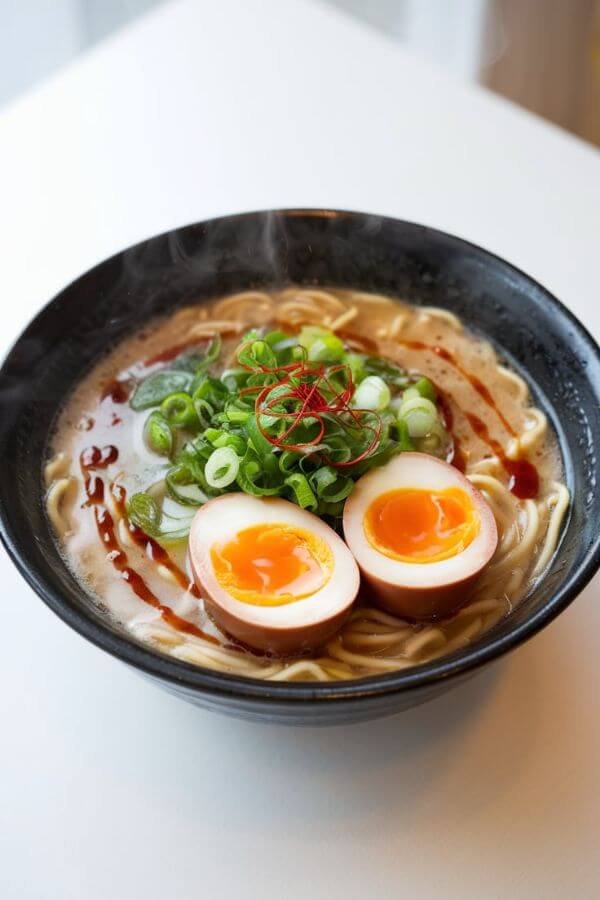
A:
[
  {"xmin": 352, "ymin": 375, "xmax": 391, "ymax": 411},
  {"xmin": 205, "ymin": 447, "xmax": 240, "ymax": 489},
  {"xmin": 143, "ymin": 411, "xmax": 174, "ymax": 456}
]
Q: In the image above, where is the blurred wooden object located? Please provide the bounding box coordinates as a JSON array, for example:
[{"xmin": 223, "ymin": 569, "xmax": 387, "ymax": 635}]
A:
[{"xmin": 483, "ymin": 0, "xmax": 600, "ymax": 146}]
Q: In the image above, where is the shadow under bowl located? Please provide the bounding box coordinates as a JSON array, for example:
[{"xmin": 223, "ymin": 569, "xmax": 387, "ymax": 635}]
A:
[{"xmin": 0, "ymin": 209, "xmax": 599, "ymax": 725}]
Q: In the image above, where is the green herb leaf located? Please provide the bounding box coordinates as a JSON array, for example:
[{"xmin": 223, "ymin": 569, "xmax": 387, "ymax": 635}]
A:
[{"xmin": 130, "ymin": 371, "xmax": 193, "ymax": 410}]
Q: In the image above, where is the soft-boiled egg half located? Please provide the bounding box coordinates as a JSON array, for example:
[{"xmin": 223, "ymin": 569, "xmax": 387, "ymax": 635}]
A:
[
  {"xmin": 343, "ymin": 453, "xmax": 498, "ymax": 620},
  {"xmin": 189, "ymin": 494, "xmax": 360, "ymax": 654}
]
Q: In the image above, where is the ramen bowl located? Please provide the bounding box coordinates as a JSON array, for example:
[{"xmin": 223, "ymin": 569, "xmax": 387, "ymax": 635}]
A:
[{"xmin": 0, "ymin": 210, "xmax": 598, "ymax": 725}]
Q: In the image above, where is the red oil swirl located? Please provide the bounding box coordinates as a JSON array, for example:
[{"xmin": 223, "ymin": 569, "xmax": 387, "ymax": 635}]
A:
[
  {"xmin": 464, "ymin": 413, "xmax": 539, "ymax": 499},
  {"xmin": 101, "ymin": 380, "xmax": 128, "ymax": 404},
  {"xmin": 79, "ymin": 449, "xmax": 215, "ymax": 643},
  {"xmin": 396, "ymin": 342, "xmax": 539, "ymax": 497},
  {"xmin": 437, "ymin": 392, "xmax": 467, "ymax": 473},
  {"xmin": 81, "ymin": 445, "xmax": 119, "ymax": 469},
  {"xmin": 80, "ymin": 446, "xmax": 117, "ymax": 506},
  {"xmin": 83, "ymin": 474, "xmax": 105, "ymax": 506},
  {"xmin": 110, "ymin": 482, "xmax": 200, "ymax": 598},
  {"xmin": 397, "ymin": 340, "xmax": 517, "ymax": 437},
  {"xmin": 93, "ymin": 502, "xmax": 214, "ymax": 643}
]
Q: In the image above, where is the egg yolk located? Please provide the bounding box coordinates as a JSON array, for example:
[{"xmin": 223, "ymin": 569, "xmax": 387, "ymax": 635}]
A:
[
  {"xmin": 210, "ymin": 523, "xmax": 333, "ymax": 606},
  {"xmin": 363, "ymin": 487, "xmax": 479, "ymax": 563}
]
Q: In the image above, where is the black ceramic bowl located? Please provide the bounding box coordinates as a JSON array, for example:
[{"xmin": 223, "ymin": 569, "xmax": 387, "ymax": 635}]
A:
[{"xmin": 1, "ymin": 210, "xmax": 599, "ymax": 725}]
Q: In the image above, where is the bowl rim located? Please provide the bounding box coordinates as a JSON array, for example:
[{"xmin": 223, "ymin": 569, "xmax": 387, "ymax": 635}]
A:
[{"xmin": 1, "ymin": 208, "xmax": 599, "ymax": 704}]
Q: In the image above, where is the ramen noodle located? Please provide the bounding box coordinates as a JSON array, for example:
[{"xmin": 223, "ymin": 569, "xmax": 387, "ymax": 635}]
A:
[{"xmin": 45, "ymin": 289, "xmax": 568, "ymax": 681}]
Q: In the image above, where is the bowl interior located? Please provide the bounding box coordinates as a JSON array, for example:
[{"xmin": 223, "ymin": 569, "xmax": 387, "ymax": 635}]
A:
[{"xmin": 0, "ymin": 209, "xmax": 599, "ymax": 701}]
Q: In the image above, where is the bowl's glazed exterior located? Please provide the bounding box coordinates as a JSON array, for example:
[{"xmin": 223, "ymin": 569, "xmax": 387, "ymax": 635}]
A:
[{"xmin": 0, "ymin": 210, "xmax": 598, "ymax": 725}]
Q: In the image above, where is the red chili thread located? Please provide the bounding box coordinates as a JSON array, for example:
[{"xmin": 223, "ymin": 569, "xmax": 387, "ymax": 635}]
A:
[{"xmin": 236, "ymin": 345, "xmax": 383, "ymax": 468}]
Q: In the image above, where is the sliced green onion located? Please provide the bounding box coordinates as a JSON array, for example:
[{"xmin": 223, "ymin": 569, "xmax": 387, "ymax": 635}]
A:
[
  {"xmin": 160, "ymin": 392, "xmax": 199, "ymax": 429},
  {"xmin": 220, "ymin": 368, "xmax": 247, "ymax": 392},
  {"xmin": 310, "ymin": 465, "xmax": 336, "ymax": 494},
  {"xmin": 399, "ymin": 396, "xmax": 438, "ymax": 438},
  {"xmin": 297, "ymin": 325, "xmax": 325, "ymax": 350},
  {"xmin": 310, "ymin": 466, "xmax": 353, "ymax": 502},
  {"xmin": 200, "ymin": 333, "xmax": 222, "ymax": 369},
  {"xmin": 413, "ymin": 377, "xmax": 437, "ymax": 402},
  {"xmin": 237, "ymin": 339, "xmax": 277, "ymax": 370},
  {"xmin": 284, "ymin": 473, "xmax": 317, "ymax": 511},
  {"xmin": 299, "ymin": 326, "xmax": 345, "ymax": 363},
  {"xmin": 271, "ymin": 333, "xmax": 302, "ymax": 363},
  {"xmin": 308, "ymin": 335, "xmax": 345, "ymax": 363},
  {"xmin": 127, "ymin": 492, "xmax": 162, "ymax": 536},
  {"xmin": 170, "ymin": 334, "xmax": 221, "ymax": 374},
  {"xmin": 298, "ymin": 452, "xmax": 321, "ymax": 474},
  {"xmin": 246, "ymin": 414, "xmax": 273, "ymax": 456},
  {"xmin": 190, "ymin": 376, "xmax": 228, "ymax": 428},
  {"xmin": 318, "ymin": 499, "xmax": 346, "ymax": 518},
  {"xmin": 130, "ymin": 370, "xmax": 193, "ymax": 411},
  {"xmin": 236, "ymin": 450, "xmax": 281, "ymax": 496},
  {"xmin": 206, "ymin": 429, "xmax": 247, "ymax": 455},
  {"xmin": 174, "ymin": 455, "xmax": 220, "ymax": 497},
  {"xmin": 396, "ymin": 418, "xmax": 415, "ymax": 452},
  {"xmin": 363, "ymin": 357, "xmax": 409, "ymax": 387},
  {"xmin": 401, "ymin": 386, "xmax": 421, "ymax": 404},
  {"xmin": 193, "ymin": 398, "xmax": 214, "ymax": 429},
  {"xmin": 344, "ymin": 353, "xmax": 366, "ymax": 384},
  {"xmin": 224, "ymin": 398, "xmax": 252, "ymax": 424},
  {"xmin": 129, "ymin": 320, "xmax": 448, "ymax": 518},
  {"xmin": 191, "ymin": 374, "xmax": 229, "ymax": 406},
  {"xmin": 264, "ymin": 330, "xmax": 290, "ymax": 348},
  {"xmin": 399, "ymin": 395, "xmax": 438, "ymax": 417},
  {"xmin": 203, "ymin": 427, "xmax": 222, "ymax": 444},
  {"xmin": 353, "ymin": 375, "xmax": 391, "ymax": 411},
  {"xmin": 279, "ymin": 450, "xmax": 302, "ymax": 473},
  {"xmin": 205, "ymin": 447, "xmax": 240, "ymax": 489},
  {"xmin": 414, "ymin": 421, "xmax": 449, "ymax": 457},
  {"xmin": 378, "ymin": 408, "xmax": 396, "ymax": 438},
  {"xmin": 143, "ymin": 411, "xmax": 173, "ymax": 456},
  {"xmin": 166, "ymin": 464, "xmax": 209, "ymax": 506},
  {"xmin": 318, "ymin": 434, "xmax": 353, "ymax": 465},
  {"xmin": 271, "ymin": 335, "xmax": 299, "ymax": 352},
  {"xmin": 240, "ymin": 328, "xmax": 262, "ymax": 343}
]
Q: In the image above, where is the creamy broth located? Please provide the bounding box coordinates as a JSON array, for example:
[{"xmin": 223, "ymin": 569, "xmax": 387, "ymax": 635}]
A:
[{"xmin": 46, "ymin": 288, "xmax": 568, "ymax": 681}]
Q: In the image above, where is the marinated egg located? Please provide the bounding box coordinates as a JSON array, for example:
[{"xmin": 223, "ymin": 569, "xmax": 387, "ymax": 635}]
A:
[
  {"xmin": 189, "ymin": 494, "xmax": 360, "ymax": 654},
  {"xmin": 343, "ymin": 453, "xmax": 498, "ymax": 620}
]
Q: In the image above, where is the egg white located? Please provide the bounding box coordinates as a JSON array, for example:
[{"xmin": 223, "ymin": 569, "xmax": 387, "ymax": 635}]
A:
[
  {"xmin": 343, "ymin": 453, "xmax": 498, "ymax": 590},
  {"xmin": 189, "ymin": 494, "xmax": 359, "ymax": 632}
]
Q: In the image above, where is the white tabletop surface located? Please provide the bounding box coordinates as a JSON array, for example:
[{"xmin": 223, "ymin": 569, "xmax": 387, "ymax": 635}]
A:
[{"xmin": 1, "ymin": 1, "xmax": 599, "ymax": 897}]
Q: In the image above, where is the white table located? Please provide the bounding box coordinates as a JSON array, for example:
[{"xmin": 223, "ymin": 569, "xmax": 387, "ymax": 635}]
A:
[{"xmin": 1, "ymin": 1, "xmax": 599, "ymax": 897}]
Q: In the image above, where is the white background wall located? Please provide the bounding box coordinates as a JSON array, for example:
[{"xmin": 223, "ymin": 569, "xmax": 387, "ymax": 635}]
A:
[
  {"xmin": 0, "ymin": 0, "xmax": 163, "ymax": 106},
  {"xmin": 0, "ymin": 0, "xmax": 489, "ymax": 108}
]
